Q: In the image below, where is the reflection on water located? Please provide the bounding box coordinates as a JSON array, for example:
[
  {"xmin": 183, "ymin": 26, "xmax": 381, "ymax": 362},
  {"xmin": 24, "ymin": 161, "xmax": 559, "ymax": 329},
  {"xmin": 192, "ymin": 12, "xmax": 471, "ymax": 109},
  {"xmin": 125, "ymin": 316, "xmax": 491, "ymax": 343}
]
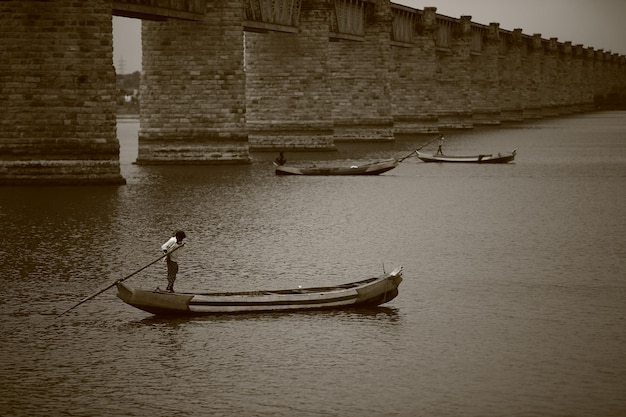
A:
[
  {"xmin": 0, "ymin": 112, "xmax": 625, "ymax": 416},
  {"xmin": 133, "ymin": 306, "xmax": 400, "ymax": 328}
]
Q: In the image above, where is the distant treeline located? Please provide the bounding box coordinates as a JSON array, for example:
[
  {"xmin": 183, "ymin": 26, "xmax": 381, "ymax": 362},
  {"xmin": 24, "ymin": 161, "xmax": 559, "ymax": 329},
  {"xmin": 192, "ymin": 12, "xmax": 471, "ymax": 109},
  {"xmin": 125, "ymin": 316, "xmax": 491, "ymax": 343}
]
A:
[
  {"xmin": 117, "ymin": 71, "xmax": 140, "ymax": 93},
  {"xmin": 116, "ymin": 71, "xmax": 140, "ymax": 114}
]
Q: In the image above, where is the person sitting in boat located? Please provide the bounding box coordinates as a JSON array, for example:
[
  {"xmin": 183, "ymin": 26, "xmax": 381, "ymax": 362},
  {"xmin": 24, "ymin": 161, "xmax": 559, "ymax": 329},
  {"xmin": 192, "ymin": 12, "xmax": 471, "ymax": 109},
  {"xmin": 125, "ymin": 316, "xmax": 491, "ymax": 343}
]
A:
[
  {"xmin": 436, "ymin": 135, "xmax": 445, "ymax": 155},
  {"xmin": 274, "ymin": 151, "xmax": 287, "ymax": 166},
  {"xmin": 161, "ymin": 230, "xmax": 186, "ymax": 292}
]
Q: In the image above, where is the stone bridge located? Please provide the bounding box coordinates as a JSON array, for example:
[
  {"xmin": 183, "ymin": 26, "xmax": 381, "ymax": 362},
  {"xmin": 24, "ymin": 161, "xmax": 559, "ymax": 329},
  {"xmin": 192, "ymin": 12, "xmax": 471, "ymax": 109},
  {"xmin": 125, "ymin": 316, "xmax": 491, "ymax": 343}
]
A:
[{"xmin": 1, "ymin": 0, "xmax": 625, "ymax": 184}]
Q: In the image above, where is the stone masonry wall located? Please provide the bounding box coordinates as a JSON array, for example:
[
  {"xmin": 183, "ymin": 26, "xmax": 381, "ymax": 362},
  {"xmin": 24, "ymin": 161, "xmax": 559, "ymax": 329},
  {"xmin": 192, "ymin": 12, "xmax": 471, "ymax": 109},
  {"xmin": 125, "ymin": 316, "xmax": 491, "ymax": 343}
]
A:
[
  {"xmin": 436, "ymin": 16, "xmax": 473, "ymax": 128},
  {"xmin": 245, "ymin": 0, "xmax": 334, "ymax": 151},
  {"xmin": 138, "ymin": 0, "xmax": 249, "ymax": 163},
  {"xmin": 330, "ymin": 0, "xmax": 394, "ymax": 142},
  {"xmin": 390, "ymin": 7, "xmax": 438, "ymax": 134},
  {"xmin": 471, "ymin": 23, "xmax": 501, "ymax": 125},
  {"xmin": 541, "ymin": 38, "xmax": 559, "ymax": 117},
  {"xmin": 569, "ymin": 45, "xmax": 586, "ymax": 112},
  {"xmin": 555, "ymin": 42, "xmax": 574, "ymax": 114},
  {"xmin": 0, "ymin": 0, "xmax": 124, "ymax": 184},
  {"xmin": 499, "ymin": 29, "xmax": 524, "ymax": 121},
  {"xmin": 521, "ymin": 34, "xmax": 544, "ymax": 119}
]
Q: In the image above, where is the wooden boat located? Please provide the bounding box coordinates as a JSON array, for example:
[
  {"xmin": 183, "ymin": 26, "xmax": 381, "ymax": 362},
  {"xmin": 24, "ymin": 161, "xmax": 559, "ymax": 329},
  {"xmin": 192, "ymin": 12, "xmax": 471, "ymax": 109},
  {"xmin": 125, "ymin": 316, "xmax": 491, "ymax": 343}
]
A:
[
  {"xmin": 274, "ymin": 159, "xmax": 400, "ymax": 176},
  {"xmin": 116, "ymin": 266, "xmax": 403, "ymax": 316},
  {"xmin": 416, "ymin": 149, "xmax": 516, "ymax": 163}
]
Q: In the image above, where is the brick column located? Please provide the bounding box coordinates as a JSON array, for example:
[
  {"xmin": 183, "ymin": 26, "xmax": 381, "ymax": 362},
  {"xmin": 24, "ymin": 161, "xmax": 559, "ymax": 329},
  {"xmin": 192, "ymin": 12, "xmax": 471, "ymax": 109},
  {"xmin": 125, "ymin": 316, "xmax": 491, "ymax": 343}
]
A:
[
  {"xmin": 391, "ymin": 7, "xmax": 438, "ymax": 134},
  {"xmin": 592, "ymin": 50, "xmax": 605, "ymax": 105},
  {"xmin": 570, "ymin": 45, "xmax": 587, "ymax": 112},
  {"xmin": 499, "ymin": 29, "xmax": 524, "ymax": 121},
  {"xmin": 245, "ymin": 0, "xmax": 334, "ymax": 151},
  {"xmin": 138, "ymin": 0, "xmax": 249, "ymax": 164},
  {"xmin": 599, "ymin": 51, "xmax": 613, "ymax": 98},
  {"xmin": 0, "ymin": 0, "xmax": 124, "ymax": 185},
  {"xmin": 522, "ymin": 34, "xmax": 544, "ymax": 119},
  {"xmin": 581, "ymin": 48, "xmax": 596, "ymax": 111},
  {"xmin": 471, "ymin": 22, "xmax": 501, "ymax": 125},
  {"xmin": 436, "ymin": 15, "xmax": 473, "ymax": 129},
  {"xmin": 609, "ymin": 54, "xmax": 625, "ymax": 99},
  {"xmin": 331, "ymin": 0, "xmax": 394, "ymax": 142},
  {"xmin": 556, "ymin": 42, "xmax": 574, "ymax": 114},
  {"xmin": 618, "ymin": 56, "xmax": 626, "ymax": 93},
  {"xmin": 541, "ymin": 38, "xmax": 559, "ymax": 117}
]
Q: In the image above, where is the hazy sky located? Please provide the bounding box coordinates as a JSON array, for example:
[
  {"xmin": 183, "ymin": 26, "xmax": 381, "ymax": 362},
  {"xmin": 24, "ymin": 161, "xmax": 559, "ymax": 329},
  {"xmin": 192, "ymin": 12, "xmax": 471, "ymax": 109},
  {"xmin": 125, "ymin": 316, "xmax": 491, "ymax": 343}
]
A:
[
  {"xmin": 113, "ymin": 16, "xmax": 142, "ymax": 73},
  {"xmin": 113, "ymin": 0, "xmax": 626, "ymax": 73}
]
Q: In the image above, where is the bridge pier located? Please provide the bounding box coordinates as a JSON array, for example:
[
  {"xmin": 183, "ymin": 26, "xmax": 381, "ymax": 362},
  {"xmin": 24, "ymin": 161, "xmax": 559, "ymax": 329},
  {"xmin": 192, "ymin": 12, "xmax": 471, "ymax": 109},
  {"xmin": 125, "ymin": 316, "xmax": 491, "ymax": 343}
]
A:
[
  {"xmin": 570, "ymin": 45, "xmax": 591, "ymax": 113},
  {"xmin": 554, "ymin": 42, "xmax": 574, "ymax": 115},
  {"xmin": 245, "ymin": 0, "xmax": 335, "ymax": 151},
  {"xmin": 541, "ymin": 38, "xmax": 560, "ymax": 117},
  {"xmin": 390, "ymin": 7, "xmax": 439, "ymax": 135},
  {"xmin": 0, "ymin": 0, "xmax": 124, "ymax": 185},
  {"xmin": 436, "ymin": 16, "xmax": 473, "ymax": 129},
  {"xmin": 499, "ymin": 29, "xmax": 524, "ymax": 122},
  {"xmin": 522, "ymin": 34, "xmax": 545, "ymax": 119},
  {"xmin": 330, "ymin": 0, "xmax": 394, "ymax": 142},
  {"xmin": 137, "ymin": 0, "xmax": 249, "ymax": 164},
  {"xmin": 471, "ymin": 23, "xmax": 501, "ymax": 125}
]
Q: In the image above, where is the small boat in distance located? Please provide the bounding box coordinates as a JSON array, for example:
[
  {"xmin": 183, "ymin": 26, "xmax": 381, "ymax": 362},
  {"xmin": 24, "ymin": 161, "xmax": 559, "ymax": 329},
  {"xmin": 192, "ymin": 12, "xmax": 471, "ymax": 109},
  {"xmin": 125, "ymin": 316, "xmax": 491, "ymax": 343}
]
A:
[
  {"xmin": 274, "ymin": 158, "xmax": 400, "ymax": 176},
  {"xmin": 273, "ymin": 150, "xmax": 418, "ymax": 176},
  {"xmin": 116, "ymin": 266, "xmax": 403, "ymax": 316},
  {"xmin": 416, "ymin": 149, "xmax": 517, "ymax": 164}
]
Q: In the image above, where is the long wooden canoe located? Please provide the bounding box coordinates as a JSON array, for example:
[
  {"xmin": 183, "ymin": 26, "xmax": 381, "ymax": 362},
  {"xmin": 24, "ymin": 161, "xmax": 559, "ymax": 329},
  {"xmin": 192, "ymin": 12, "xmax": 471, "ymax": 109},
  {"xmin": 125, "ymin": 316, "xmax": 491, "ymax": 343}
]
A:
[
  {"xmin": 116, "ymin": 267, "xmax": 403, "ymax": 316},
  {"xmin": 416, "ymin": 149, "xmax": 516, "ymax": 163},
  {"xmin": 274, "ymin": 159, "xmax": 400, "ymax": 176}
]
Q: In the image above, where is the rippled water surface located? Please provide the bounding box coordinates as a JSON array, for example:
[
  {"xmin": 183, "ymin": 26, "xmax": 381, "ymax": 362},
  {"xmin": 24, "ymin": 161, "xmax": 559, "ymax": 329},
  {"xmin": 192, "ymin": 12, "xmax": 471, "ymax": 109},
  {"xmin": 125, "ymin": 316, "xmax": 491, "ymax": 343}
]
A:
[{"xmin": 1, "ymin": 112, "xmax": 625, "ymax": 416}]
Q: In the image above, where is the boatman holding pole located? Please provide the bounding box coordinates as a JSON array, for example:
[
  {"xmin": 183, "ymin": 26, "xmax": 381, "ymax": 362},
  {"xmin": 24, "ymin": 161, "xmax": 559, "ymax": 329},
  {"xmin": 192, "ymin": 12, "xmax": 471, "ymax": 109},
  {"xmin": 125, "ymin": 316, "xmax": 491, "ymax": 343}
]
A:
[
  {"xmin": 436, "ymin": 135, "xmax": 445, "ymax": 155},
  {"xmin": 161, "ymin": 230, "xmax": 186, "ymax": 292},
  {"xmin": 274, "ymin": 151, "xmax": 287, "ymax": 166}
]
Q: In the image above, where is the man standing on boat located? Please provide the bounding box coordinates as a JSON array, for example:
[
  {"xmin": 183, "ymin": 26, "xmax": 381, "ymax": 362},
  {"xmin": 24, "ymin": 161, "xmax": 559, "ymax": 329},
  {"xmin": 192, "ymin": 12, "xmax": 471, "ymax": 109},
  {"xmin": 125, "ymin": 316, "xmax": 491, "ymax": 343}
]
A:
[
  {"xmin": 436, "ymin": 135, "xmax": 445, "ymax": 155},
  {"xmin": 274, "ymin": 151, "xmax": 286, "ymax": 166},
  {"xmin": 161, "ymin": 230, "xmax": 186, "ymax": 292}
]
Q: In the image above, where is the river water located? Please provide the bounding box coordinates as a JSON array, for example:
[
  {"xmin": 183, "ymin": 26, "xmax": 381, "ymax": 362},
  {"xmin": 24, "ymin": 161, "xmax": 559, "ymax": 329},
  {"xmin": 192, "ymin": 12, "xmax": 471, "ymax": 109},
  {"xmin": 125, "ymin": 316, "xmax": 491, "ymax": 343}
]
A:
[{"xmin": 0, "ymin": 112, "xmax": 625, "ymax": 417}]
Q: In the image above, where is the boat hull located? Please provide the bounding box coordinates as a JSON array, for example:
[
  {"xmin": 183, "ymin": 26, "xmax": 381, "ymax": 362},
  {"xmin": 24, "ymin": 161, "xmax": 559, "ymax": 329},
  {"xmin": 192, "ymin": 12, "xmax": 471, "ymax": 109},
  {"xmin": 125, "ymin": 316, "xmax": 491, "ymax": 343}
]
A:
[
  {"xmin": 116, "ymin": 267, "xmax": 403, "ymax": 316},
  {"xmin": 416, "ymin": 150, "xmax": 516, "ymax": 163},
  {"xmin": 274, "ymin": 159, "xmax": 399, "ymax": 176}
]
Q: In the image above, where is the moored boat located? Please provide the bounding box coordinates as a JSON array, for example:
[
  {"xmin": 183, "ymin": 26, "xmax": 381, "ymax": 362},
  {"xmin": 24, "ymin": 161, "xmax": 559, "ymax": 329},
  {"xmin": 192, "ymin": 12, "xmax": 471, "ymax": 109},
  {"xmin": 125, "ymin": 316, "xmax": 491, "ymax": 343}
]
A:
[
  {"xmin": 416, "ymin": 149, "xmax": 517, "ymax": 163},
  {"xmin": 116, "ymin": 266, "xmax": 403, "ymax": 316},
  {"xmin": 274, "ymin": 159, "xmax": 400, "ymax": 176}
]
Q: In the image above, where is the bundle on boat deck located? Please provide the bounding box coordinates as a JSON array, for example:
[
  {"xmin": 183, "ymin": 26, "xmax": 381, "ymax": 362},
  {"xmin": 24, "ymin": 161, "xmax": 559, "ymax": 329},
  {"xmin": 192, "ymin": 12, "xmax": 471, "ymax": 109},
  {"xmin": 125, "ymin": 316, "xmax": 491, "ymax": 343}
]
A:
[{"xmin": 116, "ymin": 266, "xmax": 403, "ymax": 316}]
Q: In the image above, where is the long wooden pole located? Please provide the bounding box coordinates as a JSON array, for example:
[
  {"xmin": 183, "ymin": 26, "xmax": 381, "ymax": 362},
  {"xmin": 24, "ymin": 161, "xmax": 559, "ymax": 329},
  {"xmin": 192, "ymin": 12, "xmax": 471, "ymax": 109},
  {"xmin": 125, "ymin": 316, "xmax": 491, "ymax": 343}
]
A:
[
  {"xmin": 397, "ymin": 135, "xmax": 443, "ymax": 162},
  {"xmin": 56, "ymin": 244, "xmax": 184, "ymax": 318},
  {"xmin": 416, "ymin": 134, "xmax": 443, "ymax": 151}
]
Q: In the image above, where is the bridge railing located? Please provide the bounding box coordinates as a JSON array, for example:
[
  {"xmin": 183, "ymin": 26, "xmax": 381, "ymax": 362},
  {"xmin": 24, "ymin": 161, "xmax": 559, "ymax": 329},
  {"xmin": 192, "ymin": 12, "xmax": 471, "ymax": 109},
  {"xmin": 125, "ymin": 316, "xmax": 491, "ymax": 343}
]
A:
[
  {"xmin": 391, "ymin": 4, "xmax": 417, "ymax": 44},
  {"xmin": 245, "ymin": 0, "xmax": 301, "ymax": 28},
  {"xmin": 471, "ymin": 25, "xmax": 486, "ymax": 53},
  {"xmin": 330, "ymin": 0, "xmax": 367, "ymax": 39},
  {"xmin": 498, "ymin": 30, "xmax": 518, "ymax": 56},
  {"xmin": 435, "ymin": 15, "xmax": 455, "ymax": 49}
]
